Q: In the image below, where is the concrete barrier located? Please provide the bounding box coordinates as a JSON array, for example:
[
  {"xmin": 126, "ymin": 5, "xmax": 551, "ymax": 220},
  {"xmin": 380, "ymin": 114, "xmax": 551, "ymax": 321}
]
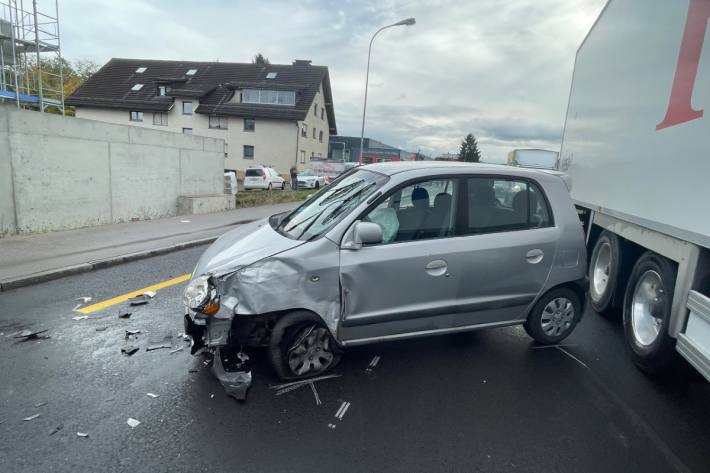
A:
[{"xmin": 0, "ymin": 106, "xmax": 229, "ymax": 235}]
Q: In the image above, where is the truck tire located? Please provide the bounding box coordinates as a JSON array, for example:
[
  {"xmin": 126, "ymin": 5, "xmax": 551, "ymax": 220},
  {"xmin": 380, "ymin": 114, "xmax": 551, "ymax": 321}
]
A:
[
  {"xmin": 589, "ymin": 231, "xmax": 621, "ymax": 314},
  {"xmin": 622, "ymin": 252, "xmax": 677, "ymax": 374},
  {"xmin": 269, "ymin": 311, "xmax": 342, "ymax": 380}
]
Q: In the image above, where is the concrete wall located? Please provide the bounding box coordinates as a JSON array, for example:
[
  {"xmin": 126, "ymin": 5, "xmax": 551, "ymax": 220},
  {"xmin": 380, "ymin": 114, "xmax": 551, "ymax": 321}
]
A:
[
  {"xmin": 0, "ymin": 106, "xmax": 225, "ymax": 234},
  {"xmin": 74, "ymin": 80, "xmax": 333, "ymax": 175}
]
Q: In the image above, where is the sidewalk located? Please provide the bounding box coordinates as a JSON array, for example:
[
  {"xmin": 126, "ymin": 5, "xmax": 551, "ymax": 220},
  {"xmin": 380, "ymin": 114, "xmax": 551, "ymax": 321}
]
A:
[{"xmin": 0, "ymin": 202, "xmax": 300, "ymax": 291}]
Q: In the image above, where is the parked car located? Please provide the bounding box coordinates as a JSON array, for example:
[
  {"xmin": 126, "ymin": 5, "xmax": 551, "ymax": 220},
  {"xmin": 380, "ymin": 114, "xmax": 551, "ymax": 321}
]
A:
[
  {"xmin": 184, "ymin": 161, "xmax": 587, "ymax": 381},
  {"xmin": 244, "ymin": 165, "xmax": 285, "ymax": 191},
  {"xmin": 296, "ymin": 169, "xmax": 326, "ymax": 189}
]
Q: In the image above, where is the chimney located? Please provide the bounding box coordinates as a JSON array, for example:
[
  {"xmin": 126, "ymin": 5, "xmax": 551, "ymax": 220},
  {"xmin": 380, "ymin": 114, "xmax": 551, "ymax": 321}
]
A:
[{"xmin": 292, "ymin": 59, "xmax": 312, "ymax": 67}]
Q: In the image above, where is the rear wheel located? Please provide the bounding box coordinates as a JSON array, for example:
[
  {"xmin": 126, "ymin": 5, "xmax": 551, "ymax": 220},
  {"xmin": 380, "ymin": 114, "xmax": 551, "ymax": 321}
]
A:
[
  {"xmin": 314, "ymin": 181, "xmax": 320, "ymax": 189},
  {"xmin": 269, "ymin": 311, "xmax": 341, "ymax": 380},
  {"xmin": 589, "ymin": 231, "xmax": 621, "ymax": 314},
  {"xmin": 622, "ymin": 252, "xmax": 677, "ymax": 373},
  {"xmin": 524, "ymin": 287, "xmax": 582, "ymax": 344},
  {"xmin": 281, "ymin": 182, "xmax": 285, "ymax": 190}
]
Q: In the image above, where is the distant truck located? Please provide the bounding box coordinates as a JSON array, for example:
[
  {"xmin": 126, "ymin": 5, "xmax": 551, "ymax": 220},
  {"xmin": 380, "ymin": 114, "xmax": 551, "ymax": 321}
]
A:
[
  {"xmin": 507, "ymin": 149, "xmax": 559, "ymax": 170},
  {"xmin": 560, "ymin": 0, "xmax": 710, "ymax": 380}
]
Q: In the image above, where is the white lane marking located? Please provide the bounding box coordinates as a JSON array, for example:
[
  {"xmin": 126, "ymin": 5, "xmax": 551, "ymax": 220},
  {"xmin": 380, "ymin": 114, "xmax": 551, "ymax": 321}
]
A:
[
  {"xmin": 310, "ymin": 383, "xmax": 322, "ymax": 406},
  {"xmin": 556, "ymin": 346, "xmax": 589, "ymax": 369}
]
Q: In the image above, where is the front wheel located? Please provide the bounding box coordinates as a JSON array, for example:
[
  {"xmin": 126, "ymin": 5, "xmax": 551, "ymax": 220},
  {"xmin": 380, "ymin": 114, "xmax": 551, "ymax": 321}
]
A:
[
  {"xmin": 269, "ymin": 311, "xmax": 342, "ymax": 380},
  {"xmin": 622, "ymin": 252, "xmax": 677, "ymax": 373},
  {"xmin": 281, "ymin": 182, "xmax": 285, "ymax": 190},
  {"xmin": 524, "ymin": 287, "xmax": 582, "ymax": 344}
]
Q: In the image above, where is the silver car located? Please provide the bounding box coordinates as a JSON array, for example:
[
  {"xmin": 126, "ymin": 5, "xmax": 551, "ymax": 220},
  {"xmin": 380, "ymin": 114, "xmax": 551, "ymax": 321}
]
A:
[{"xmin": 184, "ymin": 162, "xmax": 587, "ymax": 381}]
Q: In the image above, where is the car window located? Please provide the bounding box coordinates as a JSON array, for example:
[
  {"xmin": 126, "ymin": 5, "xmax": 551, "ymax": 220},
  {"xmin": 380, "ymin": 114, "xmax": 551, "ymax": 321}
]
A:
[
  {"xmin": 245, "ymin": 169, "xmax": 263, "ymax": 177},
  {"xmin": 363, "ymin": 178, "xmax": 457, "ymax": 244},
  {"xmin": 466, "ymin": 177, "xmax": 552, "ymax": 234}
]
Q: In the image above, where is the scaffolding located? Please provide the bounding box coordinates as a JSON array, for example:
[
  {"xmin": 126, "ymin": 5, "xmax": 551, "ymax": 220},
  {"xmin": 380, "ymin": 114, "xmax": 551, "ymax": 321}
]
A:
[{"xmin": 0, "ymin": 0, "xmax": 64, "ymax": 113}]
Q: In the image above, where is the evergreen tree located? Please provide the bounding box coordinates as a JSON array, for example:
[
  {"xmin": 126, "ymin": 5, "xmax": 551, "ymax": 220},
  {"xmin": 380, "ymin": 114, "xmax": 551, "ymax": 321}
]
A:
[
  {"xmin": 458, "ymin": 133, "xmax": 482, "ymax": 162},
  {"xmin": 252, "ymin": 53, "xmax": 270, "ymax": 65}
]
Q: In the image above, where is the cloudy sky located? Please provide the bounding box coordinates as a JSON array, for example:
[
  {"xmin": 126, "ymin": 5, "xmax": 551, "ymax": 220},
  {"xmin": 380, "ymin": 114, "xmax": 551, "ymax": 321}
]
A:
[{"xmin": 56, "ymin": 0, "xmax": 605, "ymax": 162}]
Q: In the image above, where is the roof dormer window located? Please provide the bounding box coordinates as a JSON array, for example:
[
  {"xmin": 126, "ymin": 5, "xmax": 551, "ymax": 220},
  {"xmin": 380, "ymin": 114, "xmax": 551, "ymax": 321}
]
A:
[
  {"xmin": 131, "ymin": 84, "xmax": 144, "ymax": 91},
  {"xmin": 266, "ymin": 72, "xmax": 277, "ymax": 79},
  {"xmin": 135, "ymin": 67, "xmax": 147, "ymax": 73},
  {"xmin": 186, "ymin": 69, "xmax": 197, "ymax": 76}
]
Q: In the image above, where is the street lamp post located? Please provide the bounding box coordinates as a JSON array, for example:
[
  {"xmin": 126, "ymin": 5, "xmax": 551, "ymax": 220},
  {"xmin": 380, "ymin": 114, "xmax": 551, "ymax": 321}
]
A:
[{"xmin": 358, "ymin": 17, "xmax": 416, "ymax": 164}]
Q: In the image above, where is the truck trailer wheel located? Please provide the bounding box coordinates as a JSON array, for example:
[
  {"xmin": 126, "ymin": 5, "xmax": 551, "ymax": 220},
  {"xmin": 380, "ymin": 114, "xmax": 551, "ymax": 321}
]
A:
[
  {"xmin": 622, "ymin": 252, "xmax": 677, "ymax": 374},
  {"xmin": 589, "ymin": 231, "xmax": 620, "ymax": 314}
]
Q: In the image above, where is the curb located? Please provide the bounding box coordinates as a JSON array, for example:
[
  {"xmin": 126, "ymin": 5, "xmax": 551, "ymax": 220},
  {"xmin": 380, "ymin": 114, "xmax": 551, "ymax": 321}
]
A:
[{"xmin": 0, "ymin": 236, "xmax": 219, "ymax": 292}]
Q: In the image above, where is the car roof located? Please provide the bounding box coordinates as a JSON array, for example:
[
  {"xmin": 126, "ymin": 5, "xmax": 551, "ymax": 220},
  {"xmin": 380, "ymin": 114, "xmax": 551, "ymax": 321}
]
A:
[{"xmin": 360, "ymin": 160, "xmax": 559, "ymax": 180}]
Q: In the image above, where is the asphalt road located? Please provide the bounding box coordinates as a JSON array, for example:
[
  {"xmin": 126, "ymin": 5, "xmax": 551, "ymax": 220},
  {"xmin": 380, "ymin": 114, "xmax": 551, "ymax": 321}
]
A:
[{"xmin": 1, "ymin": 246, "xmax": 709, "ymax": 473}]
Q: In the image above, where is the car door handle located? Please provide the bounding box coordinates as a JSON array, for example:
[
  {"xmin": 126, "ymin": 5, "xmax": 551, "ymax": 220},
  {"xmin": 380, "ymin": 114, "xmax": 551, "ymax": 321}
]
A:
[
  {"xmin": 526, "ymin": 249, "xmax": 544, "ymax": 264},
  {"xmin": 425, "ymin": 259, "xmax": 448, "ymax": 277}
]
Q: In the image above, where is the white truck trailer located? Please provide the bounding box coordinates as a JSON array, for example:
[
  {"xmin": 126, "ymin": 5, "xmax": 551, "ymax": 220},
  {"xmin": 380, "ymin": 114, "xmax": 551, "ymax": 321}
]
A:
[
  {"xmin": 507, "ymin": 149, "xmax": 559, "ymax": 170},
  {"xmin": 560, "ymin": 0, "xmax": 710, "ymax": 380}
]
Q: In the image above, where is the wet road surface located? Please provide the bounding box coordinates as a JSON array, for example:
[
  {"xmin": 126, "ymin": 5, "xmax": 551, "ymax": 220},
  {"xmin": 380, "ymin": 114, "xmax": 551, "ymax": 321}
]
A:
[{"xmin": 1, "ymin": 245, "xmax": 709, "ymax": 473}]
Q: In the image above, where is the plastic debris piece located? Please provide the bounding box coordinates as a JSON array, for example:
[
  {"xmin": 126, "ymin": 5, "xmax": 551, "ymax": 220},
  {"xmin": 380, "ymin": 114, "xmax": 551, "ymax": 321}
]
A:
[
  {"xmin": 188, "ymin": 368, "xmax": 199, "ymax": 373},
  {"xmin": 129, "ymin": 295, "xmax": 149, "ymax": 306},
  {"xmin": 147, "ymin": 334, "xmax": 173, "ymax": 351},
  {"xmin": 212, "ymin": 348, "xmax": 252, "ymax": 401},
  {"xmin": 23, "ymin": 413, "xmax": 41, "ymax": 421},
  {"xmin": 169, "ymin": 346, "xmax": 184, "ymax": 354},
  {"xmin": 125, "ymin": 329, "xmax": 141, "ymax": 339},
  {"xmin": 14, "ymin": 328, "xmax": 48, "ymax": 339},
  {"xmin": 118, "ymin": 311, "xmax": 132, "ymax": 319},
  {"xmin": 95, "ymin": 326, "xmax": 108, "ymax": 332},
  {"xmin": 34, "ymin": 401, "xmax": 47, "ymax": 408},
  {"xmin": 126, "ymin": 418, "xmax": 141, "ymax": 428},
  {"xmin": 75, "ymin": 297, "xmax": 92, "ymax": 304},
  {"xmin": 49, "ymin": 424, "xmax": 64, "ymax": 436},
  {"xmin": 143, "ymin": 291, "xmax": 157, "ymax": 298},
  {"xmin": 180, "ymin": 220, "xmax": 191, "ymax": 223},
  {"xmin": 210, "ymin": 394, "xmax": 214, "ymax": 399},
  {"xmin": 72, "ymin": 316, "xmax": 89, "ymax": 321},
  {"xmin": 77, "ymin": 432, "xmax": 89, "ymax": 438},
  {"xmin": 146, "ymin": 393, "xmax": 159, "ymax": 398},
  {"xmin": 121, "ymin": 345, "xmax": 139, "ymax": 356}
]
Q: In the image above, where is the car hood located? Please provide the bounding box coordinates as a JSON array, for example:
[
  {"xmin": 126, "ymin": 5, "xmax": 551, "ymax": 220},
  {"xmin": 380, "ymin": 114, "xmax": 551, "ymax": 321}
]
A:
[{"xmin": 192, "ymin": 218, "xmax": 304, "ymax": 278}]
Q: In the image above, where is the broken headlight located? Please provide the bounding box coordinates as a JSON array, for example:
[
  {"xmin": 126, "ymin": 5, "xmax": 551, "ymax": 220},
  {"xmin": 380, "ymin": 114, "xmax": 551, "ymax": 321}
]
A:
[{"xmin": 183, "ymin": 275, "xmax": 212, "ymax": 310}]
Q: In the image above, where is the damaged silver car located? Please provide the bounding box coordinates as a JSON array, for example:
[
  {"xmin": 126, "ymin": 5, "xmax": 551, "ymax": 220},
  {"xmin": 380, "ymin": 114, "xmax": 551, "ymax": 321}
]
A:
[{"xmin": 184, "ymin": 161, "xmax": 587, "ymax": 381}]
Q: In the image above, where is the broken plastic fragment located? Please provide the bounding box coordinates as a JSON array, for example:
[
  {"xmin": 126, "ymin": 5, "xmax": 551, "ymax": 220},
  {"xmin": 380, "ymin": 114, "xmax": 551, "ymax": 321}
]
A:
[
  {"xmin": 147, "ymin": 334, "xmax": 173, "ymax": 351},
  {"xmin": 129, "ymin": 295, "xmax": 149, "ymax": 306},
  {"xmin": 49, "ymin": 424, "xmax": 64, "ymax": 436},
  {"xmin": 121, "ymin": 345, "xmax": 139, "ymax": 356},
  {"xmin": 169, "ymin": 346, "xmax": 184, "ymax": 354},
  {"xmin": 126, "ymin": 418, "xmax": 140, "ymax": 428},
  {"xmin": 34, "ymin": 401, "xmax": 47, "ymax": 408},
  {"xmin": 95, "ymin": 326, "xmax": 108, "ymax": 332},
  {"xmin": 14, "ymin": 328, "xmax": 48, "ymax": 339},
  {"xmin": 212, "ymin": 347, "xmax": 252, "ymax": 401},
  {"xmin": 118, "ymin": 311, "xmax": 132, "ymax": 319},
  {"xmin": 146, "ymin": 393, "xmax": 159, "ymax": 398},
  {"xmin": 125, "ymin": 329, "xmax": 141, "ymax": 339},
  {"xmin": 72, "ymin": 315, "xmax": 89, "ymax": 321},
  {"xmin": 77, "ymin": 432, "xmax": 89, "ymax": 438},
  {"xmin": 143, "ymin": 291, "xmax": 157, "ymax": 298},
  {"xmin": 23, "ymin": 413, "xmax": 41, "ymax": 421}
]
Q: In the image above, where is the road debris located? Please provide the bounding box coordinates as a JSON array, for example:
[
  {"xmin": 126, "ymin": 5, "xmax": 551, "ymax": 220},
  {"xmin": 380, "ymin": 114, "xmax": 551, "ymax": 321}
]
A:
[
  {"xmin": 309, "ymin": 383, "xmax": 322, "ymax": 406},
  {"xmin": 126, "ymin": 418, "xmax": 141, "ymax": 428},
  {"xmin": 556, "ymin": 346, "xmax": 590, "ymax": 369},
  {"xmin": 188, "ymin": 367, "xmax": 199, "ymax": 373},
  {"xmin": 334, "ymin": 401, "xmax": 351, "ymax": 421},
  {"xmin": 72, "ymin": 315, "xmax": 89, "ymax": 321},
  {"xmin": 365, "ymin": 355, "xmax": 381, "ymax": 372},
  {"xmin": 125, "ymin": 329, "xmax": 141, "ymax": 339},
  {"xmin": 23, "ymin": 413, "xmax": 41, "ymax": 421},
  {"xmin": 180, "ymin": 219, "xmax": 191, "ymax": 223},
  {"xmin": 72, "ymin": 297, "xmax": 92, "ymax": 311},
  {"xmin": 147, "ymin": 335, "xmax": 173, "ymax": 351},
  {"xmin": 95, "ymin": 326, "xmax": 108, "ymax": 332},
  {"xmin": 143, "ymin": 291, "xmax": 157, "ymax": 298},
  {"xmin": 49, "ymin": 424, "xmax": 64, "ymax": 435},
  {"xmin": 169, "ymin": 346, "xmax": 184, "ymax": 354},
  {"xmin": 146, "ymin": 393, "xmax": 159, "ymax": 398},
  {"xmin": 77, "ymin": 432, "xmax": 89, "ymax": 438},
  {"xmin": 14, "ymin": 328, "xmax": 48, "ymax": 339},
  {"xmin": 121, "ymin": 345, "xmax": 139, "ymax": 356},
  {"xmin": 212, "ymin": 348, "xmax": 252, "ymax": 401},
  {"xmin": 328, "ymin": 423, "xmax": 336, "ymax": 429},
  {"xmin": 270, "ymin": 374, "xmax": 342, "ymax": 398},
  {"xmin": 34, "ymin": 401, "xmax": 47, "ymax": 408},
  {"xmin": 118, "ymin": 311, "xmax": 132, "ymax": 319},
  {"xmin": 129, "ymin": 294, "xmax": 150, "ymax": 306}
]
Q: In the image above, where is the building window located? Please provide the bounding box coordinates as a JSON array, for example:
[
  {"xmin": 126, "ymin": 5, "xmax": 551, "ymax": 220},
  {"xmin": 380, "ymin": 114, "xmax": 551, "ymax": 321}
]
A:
[
  {"xmin": 131, "ymin": 84, "xmax": 144, "ymax": 91},
  {"xmin": 182, "ymin": 101, "xmax": 193, "ymax": 115},
  {"xmin": 321, "ymin": 107, "xmax": 324, "ymax": 120},
  {"xmin": 314, "ymin": 103, "xmax": 318, "ymax": 117},
  {"xmin": 319, "ymin": 130, "xmax": 323, "ymax": 143},
  {"xmin": 244, "ymin": 145, "xmax": 255, "ymax": 159},
  {"xmin": 209, "ymin": 116, "xmax": 228, "ymax": 129},
  {"xmin": 301, "ymin": 123, "xmax": 307, "ymax": 138},
  {"xmin": 186, "ymin": 69, "xmax": 198, "ymax": 76},
  {"xmin": 241, "ymin": 88, "xmax": 295, "ymax": 106},
  {"xmin": 129, "ymin": 111, "xmax": 143, "ymax": 122},
  {"xmin": 224, "ymin": 143, "xmax": 228, "ymax": 158},
  {"xmin": 152, "ymin": 112, "xmax": 167, "ymax": 126},
  {"xmin": 310, "ymin": 152, "xmax": 315, "ymax": 161},
  {"xmin": 182, "ymin": 128, "xmax": 192, "ymax": 134},
  {"xmin": 312, "ymin": 127, "xmax": 316, "ymax": 139},
  {"xmin": 266, "ymin": 72, "xmax": 277, "ymax": 79},
  {"xmin": 135, "ymin": 67, "xmax": 147, "ymax": 73},
  {"xmin": 157, "ymin": 85, "xmax": 171, "ymax": 96},
  {"xmin": 244, "ymin": 118, "xmax": 255, "ymax": 132},
  {"xmin": 300, "ymin": 150, "xmax": 306, "ymax": 164}
]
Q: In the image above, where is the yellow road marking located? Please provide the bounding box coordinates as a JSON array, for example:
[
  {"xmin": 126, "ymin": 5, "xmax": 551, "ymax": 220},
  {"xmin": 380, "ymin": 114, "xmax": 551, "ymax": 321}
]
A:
[{"xmin": 78, "ymin": 273, "xmax": 191, "ymax": 314}]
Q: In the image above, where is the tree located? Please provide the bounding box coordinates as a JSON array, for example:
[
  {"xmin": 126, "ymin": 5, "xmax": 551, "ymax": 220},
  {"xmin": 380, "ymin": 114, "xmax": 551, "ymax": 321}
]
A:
[
  {"xmin": 458, "ymin": 133, "xmax": 482, "ymax": 162},
  {"xmin": 252, "ymin": 53, "xmax": 270, "ymax": 65},
  {"xmin": 23, "ymin": 57, "xmax": 100, "ymax": 115}
]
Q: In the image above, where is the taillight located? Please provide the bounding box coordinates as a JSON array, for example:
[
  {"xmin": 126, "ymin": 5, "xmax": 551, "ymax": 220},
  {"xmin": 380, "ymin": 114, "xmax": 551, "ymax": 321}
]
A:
[{"xmin": 262, "ymin": 174, "xmax": 266, "ymax": 180}]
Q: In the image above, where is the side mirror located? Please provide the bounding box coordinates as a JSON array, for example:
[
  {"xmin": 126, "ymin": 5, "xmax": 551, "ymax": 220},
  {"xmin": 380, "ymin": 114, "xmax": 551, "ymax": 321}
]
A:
[{"xmin": 342, "ymin": 221, "xmax": 383, "ymax": 249}]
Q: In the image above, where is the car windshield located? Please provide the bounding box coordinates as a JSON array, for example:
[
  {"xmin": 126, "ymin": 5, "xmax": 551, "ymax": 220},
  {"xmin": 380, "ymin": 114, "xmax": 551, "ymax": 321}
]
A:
[{"xmin": 276, "ymin": 169, "xmax": 387, "ymax": 240}]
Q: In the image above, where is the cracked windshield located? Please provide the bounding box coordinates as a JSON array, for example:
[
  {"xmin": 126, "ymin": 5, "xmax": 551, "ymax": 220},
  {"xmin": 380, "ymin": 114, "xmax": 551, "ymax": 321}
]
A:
[{"xmin": 1, "ymin": 1, "xmax": 709, "ymax": 472}]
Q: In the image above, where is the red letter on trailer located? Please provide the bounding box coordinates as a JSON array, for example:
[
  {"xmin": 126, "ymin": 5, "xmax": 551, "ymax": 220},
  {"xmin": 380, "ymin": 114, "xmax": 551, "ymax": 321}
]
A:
[{"xmin": 657, "ymin": 0, "xmax": 710, "ymax": 130}]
